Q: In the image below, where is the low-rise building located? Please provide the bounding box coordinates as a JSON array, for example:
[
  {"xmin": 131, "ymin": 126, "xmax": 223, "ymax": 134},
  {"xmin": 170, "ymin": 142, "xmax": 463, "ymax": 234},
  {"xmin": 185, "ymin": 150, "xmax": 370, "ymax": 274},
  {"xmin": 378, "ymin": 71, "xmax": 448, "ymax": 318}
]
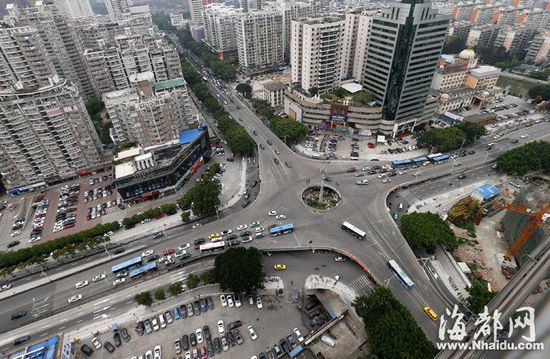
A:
[
  {"xmin": 263, "ymin": 81, "xmax": 287, "ymax": 108},
  {"xmin": 113, "ymin": 127, "xmax": 211, "ymax": 203}
]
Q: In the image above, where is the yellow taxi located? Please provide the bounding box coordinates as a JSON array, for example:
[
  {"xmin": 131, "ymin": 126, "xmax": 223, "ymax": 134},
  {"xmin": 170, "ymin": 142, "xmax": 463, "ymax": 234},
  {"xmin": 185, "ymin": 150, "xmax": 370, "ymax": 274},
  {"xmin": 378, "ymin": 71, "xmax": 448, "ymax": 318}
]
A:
[
  {"xmin": 208, "ymin": 233, "xmax": 221, "ymax": 240},
  {"xmin": 273, "ymin": 264, "xmax": 287, "ymax": 271},
  {"xmin": 423, "ymin": 306, "xmax": 438, "ymax": 320}
]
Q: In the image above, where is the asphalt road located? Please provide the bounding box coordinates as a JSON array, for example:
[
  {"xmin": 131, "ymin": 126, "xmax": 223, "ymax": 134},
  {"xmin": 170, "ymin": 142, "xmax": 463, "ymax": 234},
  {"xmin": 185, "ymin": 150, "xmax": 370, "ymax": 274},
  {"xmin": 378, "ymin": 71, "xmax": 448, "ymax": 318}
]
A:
[{"xmin": 2, "ymin": 33, "xmax": 549, "ymax": 350}]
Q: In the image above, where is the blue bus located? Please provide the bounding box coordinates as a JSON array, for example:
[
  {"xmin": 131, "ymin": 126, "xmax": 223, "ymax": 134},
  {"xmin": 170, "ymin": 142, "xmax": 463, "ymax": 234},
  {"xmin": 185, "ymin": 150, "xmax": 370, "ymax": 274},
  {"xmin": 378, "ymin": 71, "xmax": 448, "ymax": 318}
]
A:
[
  {"xmin": 391, "ymin": 159, "xmax": 413, "ymax": 168},
  {"xmin": 411, "ymin": 156, "xmax": 429, "ymax": 164},
  {"xmin": 269, "ymin": 223, "xmax": 295, "ymax": 236},
  {"xmin": 430, "ymin": 154, "xmax": 450, "ymax": 164},
  {"xmin": 387, "ymin": 259, "xmax": 415, "ymax": 289},
  {"xmin": 130, "ymin": 262, "xmax": 157, "ymax": 279},
  {"xmin": 111, "ymin": 256, "xmax": 142, "ymax": 274}
]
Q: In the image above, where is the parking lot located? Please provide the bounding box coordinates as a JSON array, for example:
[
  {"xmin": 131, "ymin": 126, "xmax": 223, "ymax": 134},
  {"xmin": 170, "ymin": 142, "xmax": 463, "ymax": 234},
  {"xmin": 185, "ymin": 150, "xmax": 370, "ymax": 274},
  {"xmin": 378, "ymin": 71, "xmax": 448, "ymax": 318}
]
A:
[{"xmin": 79, "ymin": 293, "xmax": 308, "ymax": 359}]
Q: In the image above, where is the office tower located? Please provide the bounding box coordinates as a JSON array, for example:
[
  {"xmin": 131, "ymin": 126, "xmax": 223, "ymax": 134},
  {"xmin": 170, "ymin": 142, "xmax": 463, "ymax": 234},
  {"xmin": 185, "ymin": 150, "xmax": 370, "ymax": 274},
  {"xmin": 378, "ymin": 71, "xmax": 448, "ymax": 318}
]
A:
[
  {"xmin": 291, "ymin": 16, "xmax": 346, "ymax": 94},
  {"xmin": 278, "ymin": 1, "xmax": 320, "ymax": 61},
  {"xmin": 362, "ymin": 0, "xmax": 449, "ymax": 134},
  {"xmin": 103, "ymin": 75, "xmax": 196, "ymax": 147},
  {"xmin": 53, "ymin": 0, "xmax": 93, "ymax": 20},
  {"xmin": 104, "ymin": 0, "xmax": 133, "ymax": 22},
  {"xmin": 5, "ymin": 3, "xmax": 95, "ymax": 99},
  {"xmin": 236, "ymin": 10, "xmax": 284, "ymax": 72},
  {"xmin": 0, "ymin": 26, "xmax": 103, "ymax": 191},
  {"xmin": 188, "ymin": 0, "xmax": 216, "ymax": 25},
  {"xmin": 203, "ymin": 3, "xmax": 241, "ymax": 56}
]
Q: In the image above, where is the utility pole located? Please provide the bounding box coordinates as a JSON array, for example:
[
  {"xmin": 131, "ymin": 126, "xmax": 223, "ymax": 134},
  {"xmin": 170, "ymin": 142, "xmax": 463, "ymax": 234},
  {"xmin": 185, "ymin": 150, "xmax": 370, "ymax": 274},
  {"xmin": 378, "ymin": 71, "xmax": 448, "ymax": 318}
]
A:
[{"xmin": 319, "ymin": 168, "xmax": 325, "ymax": 202}]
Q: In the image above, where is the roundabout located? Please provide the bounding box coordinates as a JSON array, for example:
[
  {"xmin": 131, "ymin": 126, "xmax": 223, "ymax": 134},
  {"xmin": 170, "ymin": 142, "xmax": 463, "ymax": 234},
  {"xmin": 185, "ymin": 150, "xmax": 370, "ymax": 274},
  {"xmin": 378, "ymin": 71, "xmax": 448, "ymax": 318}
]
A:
[{"xmin": 302, "ymin": 185, "xmax": 341, "ymax": 211}]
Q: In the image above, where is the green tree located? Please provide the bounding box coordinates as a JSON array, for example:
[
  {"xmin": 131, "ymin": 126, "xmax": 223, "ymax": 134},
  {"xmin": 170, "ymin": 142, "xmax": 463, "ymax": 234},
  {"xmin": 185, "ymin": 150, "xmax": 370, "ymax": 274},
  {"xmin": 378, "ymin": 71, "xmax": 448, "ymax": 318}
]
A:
[
  {"xmin": 152, "ymin": 14, "xmax": 175, "ymax": 32},
  {"xmin": 134, "ymin": 292, "xmax": 153, "ymax": 307},
  {"xmin": 85, "ymin": 98, "xmax": 105, "ymax": 115},
  {"xmin": 467, "ymin": 279, "xmax": 497, "ymax": 314},
  {"xmin": 271, "ymin": 117, "xmax": 308, "ymax": 144},
  {"xmin": 496, "ymin": 141, "xmax": 550, "ymax": 176},
  {"xmin": 191, "ymin": 180, "xmax": 222, "ymax": 217},
  {"xmin": 309, "ymin": 87, "xmax": 319, "ymax": 96},
  {"xmin": 154, "ymin": 288, "xmax": 166, "ymax": 301},
  {"xmin": 200, "ymin": 269, "xmax": 216, "ymax": 284},
  {"xmin": 353, "ymin": 286, "xmax": 437, "ymax": 359},
  {"xmin": 456, "ymin": 122, "xmax": 487, "ymax": 144},
  {"xmin": 214, "ymin": 247, "xmax": 264, "ymax": 293},
  {"xmin": 236, "ymin": 83, "xmax": 252, "ymax": 98},
  {"xmin": 528, "ymin": 84, "xmax": 550, "ymax": 100},
  {"xmin": 181, "ymin": 211, "xmax": 191, "ymax": 223},
  {"xmin": 168, "ymin": 282, "xmax": 183, "ymax": 297},
  {"xmin": 186, "ymin": 273, "xmax": 200, "ymax": 289},
  {"xmin": 443, "ymin": 35, "xmax": 467, "ymax": 54},
  {"xmin": 418, "ymin": 127, "xmax": 468, "ymax": 152},
  {"xmin": 352, "ymin": 91, "xmax": 375, "ymax": 105},
  {"xmin": 400, "ymin": 212, "xmax": 458, "ymax": 252}
]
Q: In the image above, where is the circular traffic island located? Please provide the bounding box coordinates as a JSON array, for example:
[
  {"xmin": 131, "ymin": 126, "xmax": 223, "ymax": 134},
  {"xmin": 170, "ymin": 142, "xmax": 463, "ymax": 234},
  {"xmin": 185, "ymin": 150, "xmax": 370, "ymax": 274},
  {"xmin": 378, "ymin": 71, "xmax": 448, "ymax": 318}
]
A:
[{"xmin": 302, "ymin": 185, "xmax": 341, "ymax": 211}]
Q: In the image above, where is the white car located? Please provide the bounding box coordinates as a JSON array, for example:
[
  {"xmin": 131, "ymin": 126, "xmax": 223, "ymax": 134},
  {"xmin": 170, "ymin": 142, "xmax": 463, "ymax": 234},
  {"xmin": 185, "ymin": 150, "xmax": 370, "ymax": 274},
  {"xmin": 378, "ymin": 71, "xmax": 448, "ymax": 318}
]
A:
[
  {"xmin": 153, "ymin": 345, "xmax": 161, "ymax": 359},
  {"xmin": 145, "ymin": 351, "xmax": 153, "ymax": 359},
  {"xmin": 242, "ymin": 236, "xmax": 253, "ymax": 243},
  {"xmin": 1, "ymin": 283, "xmax": 12, "ymax": 290},
  {"xmin": 75, "ymin": 280, "xmax": 89, "ymax": 289},
  {"xmin": 10, "ymin": 231, "xmax": 21, "ymax": 237},
  {"xmin": 113, "ymin": 278, "xmax": 125, "ymax": 286},
  {"xmin": 275, "ymin": 214, "xmax": 286, "ymax": 220},
  {"xmin": 293, "ymin": 328, "xmax": 304, "ymax": 342},
  {"xmin": 196, "ymin": 328, "xmax": 203, "ymax": 343},
  {"xmin": 91, "ymin": 337, "xmax": 102, "ymax": 349},
  {"xmin": 151, "ymin": 318, "xmax": 160, "ymax": 331},
  {"xmin": 185, "ymin": 352, "xmax": 191, "ymax": 359},
  {"xmin": 227, "ymin": 294, "xmax": 234, "ymax": 307},
  {"xmin": 268, "ymin": 210, "xmax": 277, "ymax": 216},
  {"xmin": 106, "ymin": 231, "xmax": 114, "ymax": 236},
  {"xmin": 68, "ymin": 294, "xmax": 82, "ymax": 303},
  {"xmin": 256, "ymin": 296, "xmax": 263, "ymax": 309},
  {"xmin": 178, "ymin": 244, "xmax": 190, "ymax": 251},
  {"xmin": 142, "ymin": 250, "xmax": 154, "ymax": 257},
  {"xmin": 217, "ymin": 320, "xmax": 225, "ymax": 335},
  {"xmin": 234, "ymin": 295, "xmax": 242, "ymax": 307},
  {"xmin": 92, "ymin": 273, "xmax": 106, "ymax": 282},
  {"xmin": 192, "ymin": 223, "xmax": 202, "ymax": 229},
  {"xmin": 334, "ymin": 256, "xmax": 346, "ymax": 262},
  {"xmin": 247, "ymin": 325, "xmax": 258, "ymax": 340},
  {"xmin": 520, "ymin": 134, "xmax": 530, "ymax": 139},
  {"xmin": 29, "ymin": 236, "xmax": 41, "ymax": 243},
  {"xmin": 236, "ymin": 224, "xmax": 247, "ymax": 231},
  {"xmin": 220, "ymin": 294, "xmax": 227, "ymax": 307}
]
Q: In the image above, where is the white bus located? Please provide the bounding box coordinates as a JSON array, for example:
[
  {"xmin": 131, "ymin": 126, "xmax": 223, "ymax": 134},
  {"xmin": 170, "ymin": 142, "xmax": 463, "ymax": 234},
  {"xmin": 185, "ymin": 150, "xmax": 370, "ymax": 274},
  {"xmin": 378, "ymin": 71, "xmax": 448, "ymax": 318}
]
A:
[
  {"xmin": 199, "ymin": 241, "xmax": 225, "ymax": 253},
  {"xmin": 341, "ymin": 221, "xmax": 366, "ymax": 240}
]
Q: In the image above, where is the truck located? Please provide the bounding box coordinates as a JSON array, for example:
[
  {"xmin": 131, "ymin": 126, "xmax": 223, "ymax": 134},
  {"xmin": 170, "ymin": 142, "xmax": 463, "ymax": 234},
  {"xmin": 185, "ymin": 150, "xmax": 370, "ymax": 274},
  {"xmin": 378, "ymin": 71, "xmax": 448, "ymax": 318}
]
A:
[
  {"xmin": 356, "ymin": 179, "xmax": 369, "ymax": 185},
  {"xmin": 320, "ymin": 335, "xmax": 336, "ymax": 348}
]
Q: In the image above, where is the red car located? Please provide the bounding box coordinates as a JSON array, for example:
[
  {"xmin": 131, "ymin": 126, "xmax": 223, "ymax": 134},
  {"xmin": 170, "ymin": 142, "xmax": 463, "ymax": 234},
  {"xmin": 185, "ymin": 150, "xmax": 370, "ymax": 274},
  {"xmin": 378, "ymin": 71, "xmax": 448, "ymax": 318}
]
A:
[
  {"xmin": 368, "ymin": 142, "xmax": 375, "ymax": 149},
  {"xmin": 154, "ymin": 214, "xmax": 165, "ymax": 220},
  {"xmin": 162, "ymin": 248, "xmax": 175, "ymax": 256},
  {"xmin": 346, "ymin": 167, "xmax": 357, "ymax": 173}
]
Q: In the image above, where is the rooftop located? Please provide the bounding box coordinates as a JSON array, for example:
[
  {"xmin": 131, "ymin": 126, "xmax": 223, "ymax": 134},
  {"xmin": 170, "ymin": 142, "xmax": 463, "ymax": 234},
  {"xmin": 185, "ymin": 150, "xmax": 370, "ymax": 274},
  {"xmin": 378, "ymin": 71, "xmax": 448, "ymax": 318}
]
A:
[
  {"xmin": 340, "ymin": 82, "xmax": 363, "ymax": 94},
  {"xmin": 114, "ymin": 147, "xmax": 142, "ymax": 162},
  {"xmin": 154, "ymin": 78, "xmax": 187, "ymax": 92},
  {"xmin": 114, "ymin": 161, "xmax": 135, "ymax": 179},
  {"xmin": 470, "ymin": 66, "xmax": 501, "ymax": 78},
  {"xmin": 263, "ymin": 81, "xmax": 287, "ymax": 92},
  {"xmin": 179, "ymin": 128, "xmax": 201, "ymax": 145}
]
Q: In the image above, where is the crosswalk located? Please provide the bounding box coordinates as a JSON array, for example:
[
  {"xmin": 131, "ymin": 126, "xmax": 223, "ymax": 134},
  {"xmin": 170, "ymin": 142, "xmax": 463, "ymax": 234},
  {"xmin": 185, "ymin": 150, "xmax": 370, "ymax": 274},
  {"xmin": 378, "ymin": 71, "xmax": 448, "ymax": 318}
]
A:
[
  {"xmin": 346, "ymin": 274, "xmax": 372, "ymax": 295},
  {"xmin": 31, "ymin": 296, "xmax": 53, "ymax": 318}
]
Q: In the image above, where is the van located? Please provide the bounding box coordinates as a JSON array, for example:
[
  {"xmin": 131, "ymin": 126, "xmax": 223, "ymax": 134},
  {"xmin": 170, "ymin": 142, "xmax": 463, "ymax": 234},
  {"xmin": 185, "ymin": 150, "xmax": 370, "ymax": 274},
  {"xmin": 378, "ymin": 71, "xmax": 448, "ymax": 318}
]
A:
[
  {"xmin": 320, "ymin": 335, "xmax": 336, "ymax": 348},
  {"xmin": 158, "ymin": 314, "xmax": 166, "ymax": 329},
  {"xmin": 398, "ymin": 203, "xmax": 403, "ymax": 211},
  {"xmin": 255, "ymin": 232, "xmax": 264, "ymax": 239}
]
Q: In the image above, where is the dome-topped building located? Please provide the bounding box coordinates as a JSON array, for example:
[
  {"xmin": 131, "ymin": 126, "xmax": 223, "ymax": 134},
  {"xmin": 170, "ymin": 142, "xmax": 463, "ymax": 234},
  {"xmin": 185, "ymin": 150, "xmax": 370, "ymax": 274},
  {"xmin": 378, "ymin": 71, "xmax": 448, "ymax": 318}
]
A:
[{"xmin": 459, "ymin": 48, "xmax": 476, "ymax": 60}]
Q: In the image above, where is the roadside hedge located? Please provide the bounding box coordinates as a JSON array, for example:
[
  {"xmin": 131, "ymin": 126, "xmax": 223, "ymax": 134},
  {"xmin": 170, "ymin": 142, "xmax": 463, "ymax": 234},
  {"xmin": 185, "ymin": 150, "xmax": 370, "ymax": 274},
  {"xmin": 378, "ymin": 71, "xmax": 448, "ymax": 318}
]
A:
[
  {"xmin": 0, "ymin": 221, "xmax": 120, "ymax": 274},
  {"xmin": 122, "ymin": 203, "xmax": 178, "ymax": 228}
]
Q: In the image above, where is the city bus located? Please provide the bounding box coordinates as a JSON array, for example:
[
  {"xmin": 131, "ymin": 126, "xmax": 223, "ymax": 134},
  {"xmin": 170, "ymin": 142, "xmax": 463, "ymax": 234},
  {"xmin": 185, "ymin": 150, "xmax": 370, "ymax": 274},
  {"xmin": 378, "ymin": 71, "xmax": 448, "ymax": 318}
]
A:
[
  {"xmin": 199, "ymin": 241, "xmax": 225, "ymax": 253},
  {"xmin": 341, "ymin": 221, "xmax": 366, "ymax": 240},
  {"xmin": 391, "ymin": 159, "xmax": 413, "ymax": 168},
  {"xmin": 269, "ymin": 223, "xmax": 295, "ymax": 236},
  {"xmin": 129, "ymin": 262, "xmax": 157, "ymax": 279},
  {"xmin": 111, "ymin": 256, "xmax": 142, "ymax": 274},
  {"xmin": 387, "ymin": 259, "xmax": 415, "ymax": 289}
]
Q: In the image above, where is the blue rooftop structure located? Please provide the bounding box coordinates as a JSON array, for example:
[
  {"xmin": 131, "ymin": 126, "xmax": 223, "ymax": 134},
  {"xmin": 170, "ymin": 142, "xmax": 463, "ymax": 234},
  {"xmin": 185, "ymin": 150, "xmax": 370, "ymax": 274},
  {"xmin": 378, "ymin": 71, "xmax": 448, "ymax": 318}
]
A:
[
  {"xmin": 111, "ymin": 256, "xmax": 142, "ymax": 273},
  {"xmin": 179, "ymin": 128, "xmax": 202, "ymax": 145},
  {"xmin": 130, "ymin": 262, "xmax": 157, "ymax": 278},
  {"xmin": 473, "ymin": 184, "xmax": 500, "ymax": 201}
]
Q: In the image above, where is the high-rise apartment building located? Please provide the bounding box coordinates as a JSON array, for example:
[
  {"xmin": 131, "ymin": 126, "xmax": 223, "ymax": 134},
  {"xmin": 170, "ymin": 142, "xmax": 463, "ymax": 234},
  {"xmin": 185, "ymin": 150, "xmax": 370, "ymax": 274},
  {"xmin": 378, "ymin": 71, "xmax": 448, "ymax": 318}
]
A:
[
  {"xmin": 525, "ymin": 31, "xmax": 550, "ymax": 63},
  {"xmin": 340, "ymin": 10, "xmax": 377, "ymax": 82},
  {"xmin": 362, "ymin": 0, "xmax": 449, "ymax": 134},
  {"xmin": 103, "ymin": 75, "xmax": 196, "ymax": 147},
  {"xmin": 5, "ymin": 3, "xmax": 96, "ymax": 99},
  {"xmin": 278, "ymin": 1, "xmax": 321, "ymax": 60},
  {"xmin": 236, "ymin": 10, "xmax": 284, "ymax": 72},
  {"xmin": 291, "ymin": 16, "xmax": 346, "ymax": 94},
  {"xmin": 203, "ymin": 3, "xmax": 241, "ymax": 56},
  {"xmin": 53, "ymin": 0, "xmax": 93, "ymax": 20},
  {"xmin": 81, "ymin": 15, "xmax": 182, "ymax": 94},
  {"xmin": 104, "ymin": 0, "xmax": 133, "ymax": 22},
  {"xmin": 188, "ymin": 0, "xmax": 216, "ymax": 25},
  {"xmin": 0, "ymin": 26, "xmax": 102, "ymax": 191},
  {"xmin": 241, "ymin": 0, "xmax": 263, "ymax": 12}
]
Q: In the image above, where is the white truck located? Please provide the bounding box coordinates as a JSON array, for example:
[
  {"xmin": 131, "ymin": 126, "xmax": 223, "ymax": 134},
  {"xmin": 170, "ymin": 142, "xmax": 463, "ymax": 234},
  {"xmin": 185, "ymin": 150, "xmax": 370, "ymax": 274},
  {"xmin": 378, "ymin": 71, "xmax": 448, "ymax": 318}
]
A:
[{"xmin": 356, "ymin": 179, "xmax": 369, "ymax": 185}]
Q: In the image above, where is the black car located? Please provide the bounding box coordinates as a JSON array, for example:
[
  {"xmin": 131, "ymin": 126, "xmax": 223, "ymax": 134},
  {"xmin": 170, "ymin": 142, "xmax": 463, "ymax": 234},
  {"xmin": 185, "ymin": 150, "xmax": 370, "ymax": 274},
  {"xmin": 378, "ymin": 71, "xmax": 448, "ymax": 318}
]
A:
[
  {"xmin": 467, "ymin": 150, "xmax": 476, "ymax": 155},
  {"xmin": 226, "ymin": 330, "xmax": 236, "ymax": 346},
  {"xmin": 267, "ymin": 139, "xmax": 273, "ymax": 145},
  {"xmin": 458, "ymin": 174, "xmax": 467, "ymax": 179},
  {"xmin": 182, "ymin": 334, "xmax": 190, "ymax": 350},
  {"xmin": 104, "ymin": 341, "xmax": 116, "ymax": 353},
  {"xmin": 113, "ymin": 248, "xmax": 125, "ymax": 254},
  {"xmin": 226, "ymin": 157, "xmax": 234, "ymax": 162},
  {"xmin": 240, "ymin": 231, "xmax": 252, "ymax": 237},
  {"xmin": 180, "ymin": 304, "xmax": 188, "ymax": 318},
  {"xmin": 200, "ymin": 298, "xmax": 208, "ymax": 312},
  {"xmin": 259, "ymin": 144, "xmax": 265, "ymax": 150},
  {"xmin": 193, "ymin": 300, "xmax": 201, "ymax": 315},
  {"xmin": 228, "ymin": 239, "xmax": 241, "ymax": 247},
  {"xmin": 7, "ymin": 241, "xmax": 20, "ymax": 248},
  {"xmin": 242, "ymin": 200, "xmax": 250, "ymax": 208},
  {"xmin": 250, "ymin": 180, "xmax": 258, "ymax": 188},
  {"xmin": 279, "ymin": 338, "xmax": 291, "ymax": 353},
  {"xmin": 193, "ymin": 238, "xmax": 206, "ymax": 246},
  {"xmin": 113, "ymin": 333, "xmax": 122, "ymax": 347},
  {"xmin": 190, "ymin": 332, "xmax": 197, "ymax": 346},
  {"xmin": 228, "ymin": 234, "xmax": 238, "ymax": 241},
  {"xmin": 253, "ymin": 130, "xmax": 258, "ymax": 135},
  {"xmin": 259, "ymin": 353, "xmax": 267, "ymax": 359},
  {"xmin": 13, "ymin": 336, "xmax": 30, "ymax": 346},
  {"xmin": 80, "ymin": 344, "xmax": 94, "ymax": 356},
  {"xmin": 285, "ymin": 162, "xmax": 292, "ymax": 168},
  {"xmin": 121, "ymin": 328, "xmax": 131, "ymax": 342},
  {"xmin": 213, "ymin": 337, "xmax": 222, "ymax": 353},
  {"xmin": 147, "ymin": 254, "xmax": 161, "ymax": 262},
  {"xmin": 233, "ymin": 329, "xmax": 243, "ymax": 345},
  {"xmin": 206, "ymin": 296, "xmax": 214, "ymax": 310},
  {"xmin": 143, "ymin": 319, "xmax": 153, "ymax": 334},
  {"xmin": 273, "ymin": 158, "xmax": 280, "ymax": 164},
  {"xmin": 11, "ymin": 311, "xmax": 27, "ymax": 320},
  {"xmin": 135, "ymin": 321, "xmax": 144, "ymax": 336},
  {"xmin": 206, "ymin": 339, "xmax": 215, "ymax": 357},
  {"xmin": 227, "ymin": 320, "xmax": 242, "ymax": 330}
]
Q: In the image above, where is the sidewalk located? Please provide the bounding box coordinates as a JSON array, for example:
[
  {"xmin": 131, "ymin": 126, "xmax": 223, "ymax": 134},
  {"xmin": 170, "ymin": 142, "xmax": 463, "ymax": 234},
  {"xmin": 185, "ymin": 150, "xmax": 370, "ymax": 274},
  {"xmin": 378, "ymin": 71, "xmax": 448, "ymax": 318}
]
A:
[{"xmin": 293, "ymin": 143, "xmax": 428, "ymax": 161}]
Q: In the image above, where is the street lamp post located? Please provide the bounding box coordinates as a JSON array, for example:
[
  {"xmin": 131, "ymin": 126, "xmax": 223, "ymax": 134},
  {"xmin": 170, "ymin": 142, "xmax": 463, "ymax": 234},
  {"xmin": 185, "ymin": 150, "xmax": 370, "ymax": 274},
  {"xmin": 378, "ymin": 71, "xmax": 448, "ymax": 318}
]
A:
[{"xmin": 102, "ymin": 244, "xmax": 111, "ymax": 258}]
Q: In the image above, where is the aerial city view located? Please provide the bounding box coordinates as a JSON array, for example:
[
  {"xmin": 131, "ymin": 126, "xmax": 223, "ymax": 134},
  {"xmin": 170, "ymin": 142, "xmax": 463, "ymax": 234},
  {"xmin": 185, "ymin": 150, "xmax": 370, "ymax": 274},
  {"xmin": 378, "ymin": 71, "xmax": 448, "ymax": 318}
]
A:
[{"xmin": 0, "ymin": 0, "xmax": 549, "ymax": 358}]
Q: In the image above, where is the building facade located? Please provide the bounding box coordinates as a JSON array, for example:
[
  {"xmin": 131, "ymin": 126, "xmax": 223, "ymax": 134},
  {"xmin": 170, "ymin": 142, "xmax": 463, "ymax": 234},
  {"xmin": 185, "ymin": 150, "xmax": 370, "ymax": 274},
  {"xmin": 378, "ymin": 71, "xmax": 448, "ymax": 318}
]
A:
[
  {"xmin": 525, "ymin": 31, "xmax": 550, "ymax": 63},
  {"xmin": 104, "ymin": 0, "xmax": 134, "ymax": 22},
  {"xmin": 362, "ymin": 0, "xmax": 449, "ymax": 135},
  {"xmin": 236, "ymin": 10, "xmax": 284, "ymax": 73},
  {"xmin": 278, "ymin": 1, "xmax": 320, "ymax": 61},
  {"xmin": 53, "ymin": 0, "xmax": 94, "ymax": 20},
  {"xmin": 203, "ymin": 3, "xmax": 241, "ymax": 56},
  {"xmin": 0, "ymin": 26, "xmax": 102, "ymax": 191}
]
